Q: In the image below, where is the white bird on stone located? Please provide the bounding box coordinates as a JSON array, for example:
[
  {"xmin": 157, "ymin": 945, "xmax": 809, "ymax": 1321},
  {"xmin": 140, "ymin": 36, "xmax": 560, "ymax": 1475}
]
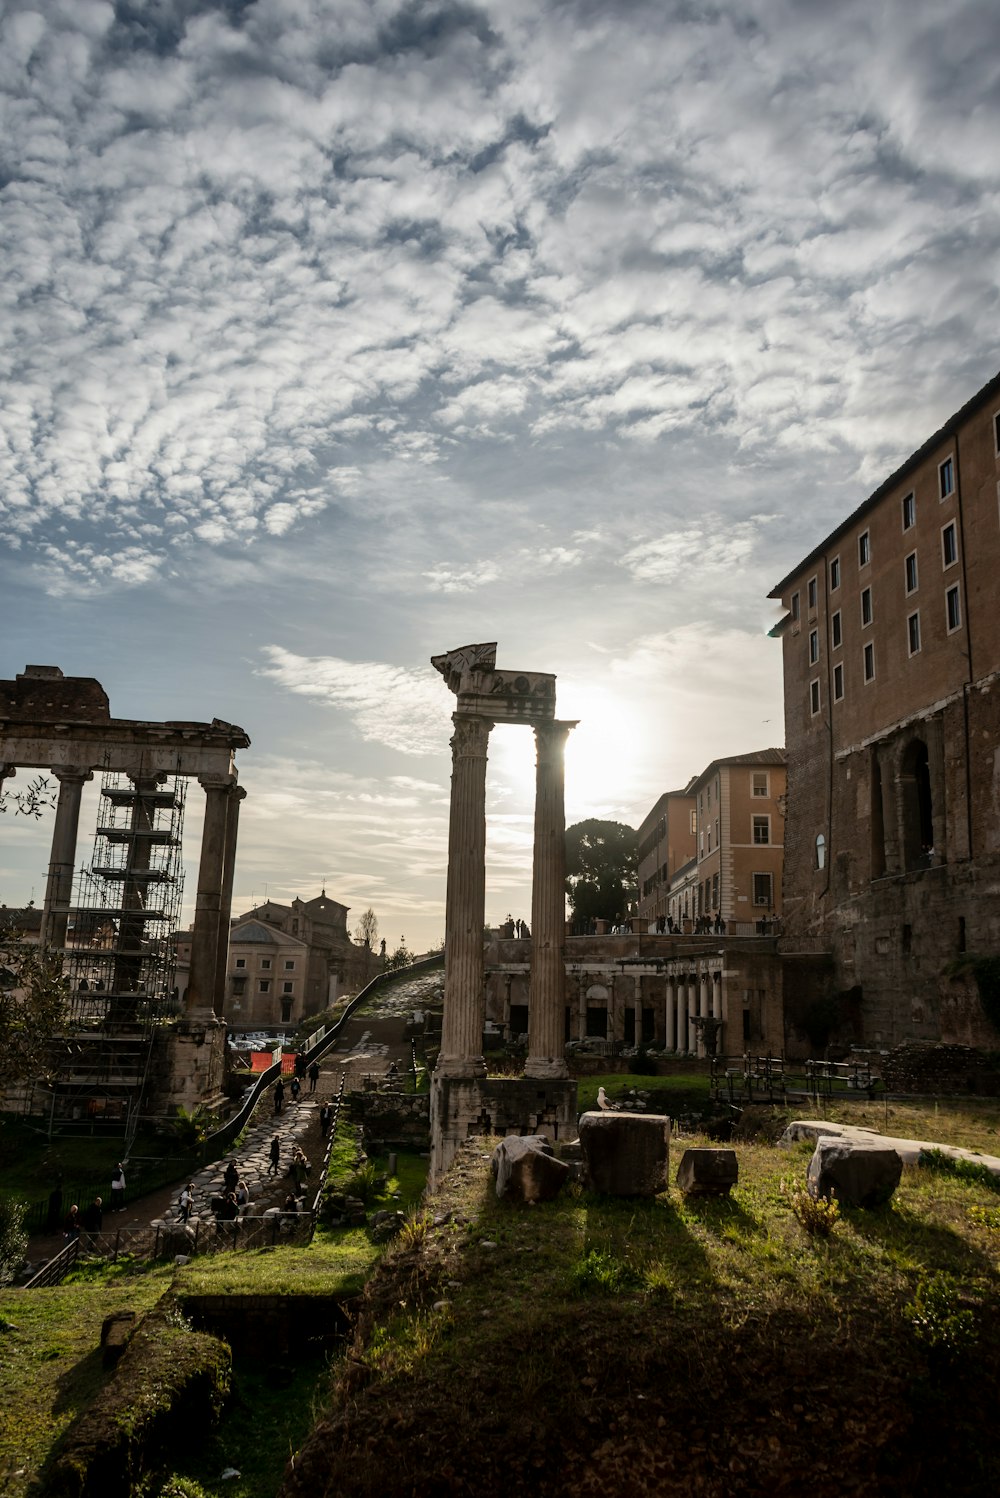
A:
[{"xmin": 597, "ymin": 1087, "xmax": 612, "ymax": 1110}]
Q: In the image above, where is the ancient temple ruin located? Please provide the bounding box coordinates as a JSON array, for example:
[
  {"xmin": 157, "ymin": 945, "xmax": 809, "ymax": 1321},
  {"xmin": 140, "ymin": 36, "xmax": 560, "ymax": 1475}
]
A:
[
  {"xmin": 0, "ymin": 665, "xmax": 249, "ymax": 1134},
  {"xmin": 429, "ymin": 643, "xmax": 578, "ymax": 1180}
]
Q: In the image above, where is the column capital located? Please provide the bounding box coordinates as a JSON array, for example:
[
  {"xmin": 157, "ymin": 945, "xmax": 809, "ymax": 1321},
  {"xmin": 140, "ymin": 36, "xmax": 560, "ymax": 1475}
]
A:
[
  {"xmin": 533, "ymin": 718, "xmax": 577, "ymax": 750},
  {"xmin": 52, "ymin": 766, "xmax": 94, "ymax": 785},
  {"xmin": 198, "ymin": 773, "xmax": 238, "ymax": 794},
  {"xmin": 450, "ymin": 714, "xmax": 493, "ymax": 758}
]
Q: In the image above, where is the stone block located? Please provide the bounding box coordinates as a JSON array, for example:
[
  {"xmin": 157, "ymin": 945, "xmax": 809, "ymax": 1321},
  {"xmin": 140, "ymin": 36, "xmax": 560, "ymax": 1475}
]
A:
[
  {"xmin": 100, "ymin": 1311, "xmax": 137, "ymax": 1367},
  {"xmin": 807, "ymin": 1135, "xmax": 902, "ymax": 1208},
  {"xmin": 491, "ymin": 1135, "xmax": 570, "ymax": 1203},
  {"xmin": 578, "ymin": 1111, "xmax": 670, "ymax": 1197},
  {"xmin": 676, "ymin": 1147, "xmax": 739, "ymax": 1197}
]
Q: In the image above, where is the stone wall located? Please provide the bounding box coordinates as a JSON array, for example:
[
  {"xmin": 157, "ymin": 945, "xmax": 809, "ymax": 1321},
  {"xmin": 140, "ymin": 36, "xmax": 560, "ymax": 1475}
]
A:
[
  {"xmin": 880, "ymin": 1041, "xmax": 1000, "ymax": 1095},
  {"xmin": 345, "ymin": 1089, "xmax": 430, "ymax": 1149}
]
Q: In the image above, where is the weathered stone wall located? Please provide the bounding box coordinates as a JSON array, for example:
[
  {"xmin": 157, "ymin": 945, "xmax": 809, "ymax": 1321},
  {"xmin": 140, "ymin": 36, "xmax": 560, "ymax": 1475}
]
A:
[
  {"xmin": 345, "ymin": 1089, "xmax": 430, "ymax": 1149},
  {"xmin": 881, "ymin": 1041, "xmax": 1000, "ymax": 1095},
  {"xmin": 147, "ymin": 1019, "xmax": 228, "ymax": 1116}
]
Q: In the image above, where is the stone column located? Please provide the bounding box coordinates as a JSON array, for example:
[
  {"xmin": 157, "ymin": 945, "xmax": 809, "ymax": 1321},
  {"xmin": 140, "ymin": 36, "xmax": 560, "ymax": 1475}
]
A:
[
  {"xmin": 437, "ymin": 714, "xmax": 493, "ymax": 1078},
  {"xmin": 40, "ymin": 767, "xmax": 93, "ymax": 950},
  {"xmin": 187, "ymin": 777, "xmax": 233, "ymax": 1015},
  {"xmin": 711, "ymin": 971, "xmax": 722, "ymax": 1021},
  {"xmin": 633, "ymin": 974, "xmax": 644, "ymax": 1049},
  {"xmin": 214, "ymin": 784, "xmax": 246, "ymax": 1017},
  {"xmin": 687, "ymin": 974, "xmax": 698, "ymax": 1054},
  {"xmin": 526, "ymin": 720, "xmax": 574, "ymax": 1079},
  {"xmin": 665, "ymin": 976, "xmax": 677, "ymax": 1052},
  {"xmin": 697, "ymin": 968, "xmax": 710, "ymax": 1057},
  {"xmin": 577, "ymin": 975, "xmax": 588, "ymax": 1040}
]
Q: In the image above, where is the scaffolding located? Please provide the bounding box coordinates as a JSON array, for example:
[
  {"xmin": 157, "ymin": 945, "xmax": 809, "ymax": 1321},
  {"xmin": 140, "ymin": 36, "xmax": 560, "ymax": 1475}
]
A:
[{"xmin": 30, "ymin": 771, "xmax": 186, "ymax": 1141}]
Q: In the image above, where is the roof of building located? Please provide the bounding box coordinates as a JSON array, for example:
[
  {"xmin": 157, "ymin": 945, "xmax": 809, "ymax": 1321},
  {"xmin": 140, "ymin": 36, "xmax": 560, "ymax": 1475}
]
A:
[
  {"xmin": 688, "ymin": 748, "xmax": 787, "ymax": 793},
  {"xmin": 768, "ymin": 367, "xmax": 1000, "ymax": 599}
]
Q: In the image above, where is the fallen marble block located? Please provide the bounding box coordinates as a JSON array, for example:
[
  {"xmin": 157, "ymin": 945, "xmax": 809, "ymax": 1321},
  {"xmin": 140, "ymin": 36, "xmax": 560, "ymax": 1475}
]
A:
[
  {"xmin": 578, "ymin": 1111, "xmax": 670, "ymax": 1197},
  {"xmin": 676, "ymin": 1147, "xmax": 738, "ymax": 1197},
  {"xmin": 491, "ymin": 1135, "xmax": 570, "ymax": 1203},
  {"xmin": 807, "ymin": 1135, "xmax": 902, "ymax": 1208}
]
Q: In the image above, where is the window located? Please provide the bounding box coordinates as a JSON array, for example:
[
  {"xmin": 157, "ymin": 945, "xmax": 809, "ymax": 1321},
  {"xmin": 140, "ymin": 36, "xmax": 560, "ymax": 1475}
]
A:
[
  {"xmin": 752, "ymin": 771, "xmax": 769, "ymax": 797},
  {"xmin": 858, "ymin": 530, "xmax": 870, "ymax": 567},
  {"xmin": 260, "ymin": 958, "xmax": 271, "ymax": 970},
  {"xmin": 907, "ymin": 611, "xmax": 921, "ymax": 656},
  {"xmin": 815, "ymin": 833, "xmax": 826, "ymax": 870},
  {"xmin": 994, "ymin": 411, "xmax": 1000, "ymax": 455},
  {"xmin": 232, "ymin": 976, "xmax": 246, "ymax": 995},
  {"xmin": 830, "ymin": 556, "xmax": 841, "ymax": 590},
  {"xmin": 831, "ymin": 610, "xmax": 842, "ymax": 649},
  {"xmin": 753, "ymin": 873, "xmax": 773, "ymax": 907},
  {"xmin": 753, "ymin": 815, "xmax": 770, "ymax": 845},
  {"xmin": 833, "ymin": 662, "xmax": 844, "ymax": 701},
  {"xmin": 861, "ymin": 586, "xmax": 873, "ymax": 627},
  {"xmin": 790, "ymin": 590, "xmax": 800, "ymax": 621},
  {"xmin": 942, "ymin": 522, "xmax": 957, "ymax": 568},
  {"xmin": 939, "ymin": 455, "xmax": 954, "ymax": 499},
  {"xmin": 281, "ymin": 1000, "xmax": 293, "ymax": 1023},
  {"xmin": 235, "ymin": 958, "xmax": 246, "ymax": 970},
  {"xmin": 810, "ymin": 679, "xmax": 820, "ymax": 715},
  {"xmin": 807, "ymin": 575, "xmax": 818, "ymax": 611},
  {"xmin": 284, "ymin": 960, "xmax": 295, "ymax": 970},
  {"xmin": 282, "ymin": 981, "xmax": 294, "ymax": 994},
  {"xmin": 712, "ymin": 873, "xmax": 719, "ymax": 908},
  {"xmin": 809, "ymin": 628, "xmax": 819, "ymax": 664},
  {"xmin": 864, "ymin": 641, "xmax": 875, "ymax": 682},
  {"xmin": 905, "ymin": 551, "xmax": 918, "ymax": 595},
  {"xmin": 259, "ymin": 980, "xmax": 270, "ymax": 993},
  {"xmin": 946, "ymin": 584, "xmax": 962, "ymax": 633},
  {"xmin": 902, "ymin": 492, "xmax": 915, "ymax": 530}
]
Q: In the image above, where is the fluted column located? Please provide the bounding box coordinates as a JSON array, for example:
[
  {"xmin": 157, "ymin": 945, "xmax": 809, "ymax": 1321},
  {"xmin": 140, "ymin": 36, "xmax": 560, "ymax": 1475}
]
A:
[
  {"xmin": 40, "ymin": 767, "xmax": 93, "ymax": 950},
  {"xmin": 526, "ymin": 719, "xmax": 575, "ymax": 1079},
  {"xmin": 187, "ymin": 777, "xmax": 233, "ymax": 1014},
  {"xmin": 214, "ymin": 784, "xmax": 246, "ymax": 1017},
  {"xmin": 711, "ymin": 972, "xmax": 722, "ymax": 1021},
  {"xmin": 697, "ymin": 968, "xmax": 710, "ymax": 1057},
  {"xmin": 577, "ymin": 974, "xmax": 588, "ymax": 1040},
  {"xmin": 665, "ymin": 977, "xmax": 677, "ymax": 1051},
  {"xmin": 437, "ymin": 714, "xmax": 493, "ymax": 1078},
  {"xmin": 632, "ymin": 974, "xmax": 644, "ymax": 1049},
  {"xmin": 686, "ymin": 973, "xmax": 698, "ymax": 1054}
]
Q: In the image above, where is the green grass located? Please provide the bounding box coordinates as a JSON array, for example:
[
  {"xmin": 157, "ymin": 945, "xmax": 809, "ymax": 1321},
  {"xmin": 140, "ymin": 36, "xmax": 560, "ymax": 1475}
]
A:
[
  {"xmin": 573, "ymin": 1070, "xmax": 711, "ymax": 1113},
  {"xmin": 0, "ymin": 1267, "xmax": 175, "ymax": 1496}
]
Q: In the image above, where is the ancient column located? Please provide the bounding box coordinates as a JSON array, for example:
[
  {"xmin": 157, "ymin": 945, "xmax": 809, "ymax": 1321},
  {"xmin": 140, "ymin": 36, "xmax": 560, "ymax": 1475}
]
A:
[
  {"xmin": 213, "ymin": 784, "xmax": 247, "ymax": 1016},
  {"xmin": 711, "ymin": 971, "xmax": 722, "ymax": 1021},
  {"xmin": 686, "ymin": 973, "xmax": 698, "ymax": 1053},
  {"xmin": 40, "ymin": 767, "xmax": 93, "ymax": 950},
  {"xmin": 437, "ymin": 714, "xmax": 493, "ymax": 1078},
  {"xmin": 697, "ymin": 968, "xmax": 710, "ymax": 1057},
  {"xmin": 577, "ymin": 975, "xmax": 588, "ymax": 1040},
  {"xmin": 526, "ymin": 719, "xmax": 574, "ymax": 1079},
  {"xmin": 632, "ymin": 974, "xmax": 644, "ymax": 1050},
  {"xmin": 186, "ymin": 777, "xmax": 233, "ymax": 1014},
  {"xmin": 665, "ymin": 976, "xmax": 677, "ymax": 1052}
]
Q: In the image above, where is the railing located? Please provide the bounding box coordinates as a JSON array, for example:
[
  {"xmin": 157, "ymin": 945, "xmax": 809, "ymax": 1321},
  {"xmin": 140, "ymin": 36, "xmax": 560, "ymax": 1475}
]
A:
[
  {"xmin": 24, "ymin": 1236, "xmax": 79, "ymax": 1288},
  {"xmin": 710, "ymin": 1054, "xmax": 877, "ymax": 1102}
]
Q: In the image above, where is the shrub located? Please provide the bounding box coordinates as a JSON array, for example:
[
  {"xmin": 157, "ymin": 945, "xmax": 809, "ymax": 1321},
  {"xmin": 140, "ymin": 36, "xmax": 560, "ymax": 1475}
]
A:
[
  {"xmin": 397, "ymin": 1211, "xmax": 432, "ymax": 1251},
  {"xmin": 782, "ymin": 1178, "xmax": 840, "ymax": 1237},
  {"xmin": 569, "ymin": 1247, "xmax": 641, "ymax": 1294},
  {"xmin": 0, "ymin": 1195, "xmax": 28, "ymax": 1284},
  {"xmin": 904, "ymin": 1272, "xmax": 978, "ymax": 1355},
  {"xmin": 345, "ymin": 1162, "xmax": 381, "ymax": 1204}
]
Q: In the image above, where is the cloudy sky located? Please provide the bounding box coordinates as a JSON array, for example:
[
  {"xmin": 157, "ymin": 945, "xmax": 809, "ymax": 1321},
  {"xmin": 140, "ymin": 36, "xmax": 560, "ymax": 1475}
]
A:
[{"xmin": 2, "ymin": 0, "xmax": 998, "ymax": 950}]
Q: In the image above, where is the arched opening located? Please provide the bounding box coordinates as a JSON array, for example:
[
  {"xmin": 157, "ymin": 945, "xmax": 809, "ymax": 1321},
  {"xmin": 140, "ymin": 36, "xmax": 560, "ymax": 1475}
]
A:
[{"xmin": 900, "ymin": 738, "xmax": 934, "ymax": 870}]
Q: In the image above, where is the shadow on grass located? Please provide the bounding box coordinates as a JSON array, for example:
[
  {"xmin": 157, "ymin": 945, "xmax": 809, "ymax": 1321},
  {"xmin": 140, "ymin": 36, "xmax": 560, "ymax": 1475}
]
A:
[
  {"xmin": 840, "ymin": 1201, "xmax": 998, "ymax": 1274},
  {"xmin": 50, "ymin": 1344, "xmax": 109, "ymax": 1419}
]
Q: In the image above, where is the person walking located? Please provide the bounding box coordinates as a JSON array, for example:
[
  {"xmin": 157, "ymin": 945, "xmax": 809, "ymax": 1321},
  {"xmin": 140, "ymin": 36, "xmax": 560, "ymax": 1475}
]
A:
[
  {"xmin": 268, "ymin": 1135, "xmax": 281, "ymax": 1176},
  {"xmin": 273, "ymin": 1077, "xmax": 285, "ymax": 1114},
  {"xmin": 179, "ymin": 1183, "xmax": 194, "ymax": 1222},
  {"xmin": 308, "ymin": 1060, "xmax": 320, "ymax": 1094},
  {"xmin": 64, "ymin": 1204, "xmax": 81, "ymax": 1239},
  {"xmin": 223, "ymin": 1159, "xmax": 239, "ymax": 1193},
  {"xmin": 110, "ymin": 1162, "xmax": 126, "ymax": 1212},
  {"xmin": 319, "ymin": 1102, "xmax": 332, "ymax": 1139},
  {"xmin": 289, "ymin": 1074, "xmax": 301, "ymax": 1104}
]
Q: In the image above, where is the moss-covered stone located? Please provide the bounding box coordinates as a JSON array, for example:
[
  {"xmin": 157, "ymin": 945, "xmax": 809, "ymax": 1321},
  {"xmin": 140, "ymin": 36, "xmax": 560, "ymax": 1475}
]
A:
[{"xmin": 41, "ymin": 1298, "xmax": 230, "ymax": 1498}]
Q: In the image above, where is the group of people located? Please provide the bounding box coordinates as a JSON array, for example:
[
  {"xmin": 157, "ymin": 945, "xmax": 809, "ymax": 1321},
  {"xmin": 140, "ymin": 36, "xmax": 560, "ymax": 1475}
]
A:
[{"xmin": 273, "ymin": 1059, "xmax": 322, "ymax": 1114}]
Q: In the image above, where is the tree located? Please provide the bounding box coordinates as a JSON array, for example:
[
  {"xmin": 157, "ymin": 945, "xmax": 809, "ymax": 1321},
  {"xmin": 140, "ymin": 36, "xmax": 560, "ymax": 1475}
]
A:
[
  {"xmin": 565, "ymin": 819, "xmax": 638, "ymax": 926},
  {"xmin": 354, "ymin": 907, "xmax": 379, "ymax": 949},
  {"xmin": 0, "ymin": 933, "xmax": 67, "ymax": 1084},
  {"xmin": 0, "ymin": 774, "xmax": 55, "ymax": 819},
  {"xmin": 386, "ymin": 937, "xmax": 414, "ymax": 971}
]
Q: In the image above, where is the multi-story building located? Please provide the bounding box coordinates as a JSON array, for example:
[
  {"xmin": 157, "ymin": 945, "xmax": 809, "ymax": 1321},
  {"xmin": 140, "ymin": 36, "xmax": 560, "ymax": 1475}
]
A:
[
  {"xmin": 689, "ymin": 751, "xmax": 787, "ymax": 930},
  {"xmin": 174, "ymin": 890, "xmax": 380, "ymax": 1032},
  {"xmin": 769, "ymin": 367, "xmax": 1000, "ymax": 1050},
  {"xmin": 636, "ymin": 786, "xmax": 696, "ymax": 926}
]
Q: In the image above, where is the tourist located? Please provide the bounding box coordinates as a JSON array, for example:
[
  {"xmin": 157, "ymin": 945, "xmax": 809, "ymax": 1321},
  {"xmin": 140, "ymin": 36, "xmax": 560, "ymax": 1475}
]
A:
[
  {"xmin": 64, "ymin": 1204, "xmax": 81, "ymax": 1239},
  {"xmin": 319, "ymin": 1102, "xmax": 332, "ymax": 1138},
  {"xmin": 268, "ymin": 1135, "xmax": 281, "ymax": 1176},
  {"xmin": 110, "ymin": 1161, "xmax": 126, "ymax": 1212},
  {"xmin": 289, "ymin": 1074, "xmax": 301, "ymax": 1103},
  {"xmin": 308, "ymin": 1060, "xmax": 320, "ymax": 1093},
  {"xmin": 283, "ymin": 1192, "xmax": 301, "ymax": 1214},
  {"xmin": 223, "ymin": 1159, "xmax": 239, "ymax": 1193},
  {"xmin": 216, "ymin": 1191, "xmax": 239, "ymax": 1226},
  {"xmin": 273, "ymin": 1077, "xmax": 285, "ymax": 1114},
  {"xmin": 179, "ymin": 1183, "xmax": 194, "ymax": 1221},
  {"xmin": 235, "ymin": 1178, "xmax": 250, "ymax": 1212},
  {"xmin": 294, "ymin": 1052, "xmax": 307, "ymax": 1080},
  {"xmin": 82, "ymin": 1196, "xmax": 103, "ymax": 1240}
]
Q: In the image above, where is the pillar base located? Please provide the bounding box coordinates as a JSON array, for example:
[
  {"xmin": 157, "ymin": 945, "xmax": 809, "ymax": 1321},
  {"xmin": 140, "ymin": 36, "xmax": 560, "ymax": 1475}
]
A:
[
  {"xmin": 434, "ymin": 1053, "xmax": 487, "ymax": 1080},
  {"xmin": 430, "ymin": 1073, "xmax": 578, "ymax": 1188},
  {"xmin": 524, "ymin": 1057, "xmax": 570, "ymax": 1080}
]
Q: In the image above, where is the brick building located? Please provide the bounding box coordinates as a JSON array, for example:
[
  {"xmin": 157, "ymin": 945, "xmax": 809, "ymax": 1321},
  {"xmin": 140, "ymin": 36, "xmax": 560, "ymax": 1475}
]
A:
[
  {"xmin": 636, "ymin": 786, "xmax": 696, "ymax": 926},
  {"xmin": 689, "ymin": 750, "xmax": 787, "ymax": 930},
  {"xmin": 769, "ymin": 368, "xmax": 1000, "ymax": 1050}
]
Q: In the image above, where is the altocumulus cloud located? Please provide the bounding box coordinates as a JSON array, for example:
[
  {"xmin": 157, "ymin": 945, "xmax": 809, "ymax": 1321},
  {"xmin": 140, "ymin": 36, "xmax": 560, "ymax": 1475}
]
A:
[
  {"xmin": 258, "ymin": 646, "xmax": 450, "ymax": 755},
  {"xmin": 1, "ymin": 0, "xmax": 998, "ymax": 597}
]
